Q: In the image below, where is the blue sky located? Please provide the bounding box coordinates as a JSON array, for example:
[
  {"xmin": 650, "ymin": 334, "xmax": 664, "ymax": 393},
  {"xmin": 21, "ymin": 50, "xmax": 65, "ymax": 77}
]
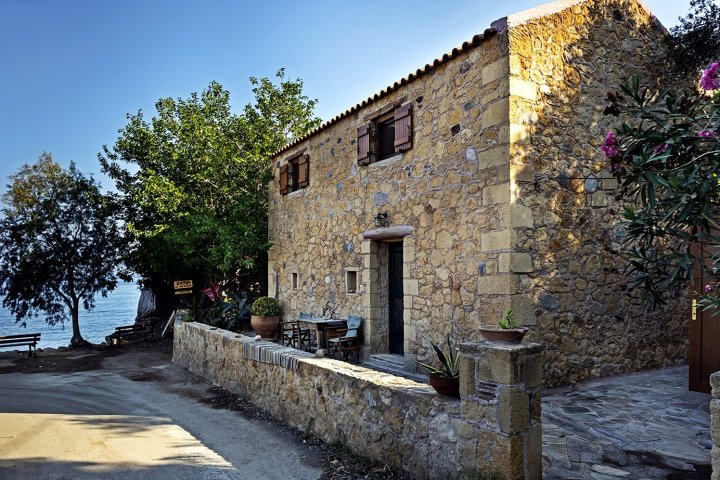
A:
[{"xmin": 0, "ymin": 0, "xmax": 693, "ymax": 189}]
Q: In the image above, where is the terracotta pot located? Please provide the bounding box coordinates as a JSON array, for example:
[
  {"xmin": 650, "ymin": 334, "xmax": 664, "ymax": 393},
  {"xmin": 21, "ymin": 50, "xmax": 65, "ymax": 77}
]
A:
[
  {"xmin": 479, "ymin": 326, "xmax": 529, "ymax": 344},
  {"xmin": 250, "ymin": 315, "xmax": 280, "ymax": 338},
  {"xmin": 428, "ymin": 374, "xmax": 460, "ymax": 397}
]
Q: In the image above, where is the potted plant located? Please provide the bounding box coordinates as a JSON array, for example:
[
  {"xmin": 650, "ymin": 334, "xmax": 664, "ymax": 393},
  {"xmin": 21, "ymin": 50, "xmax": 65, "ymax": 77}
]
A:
[
  {"xmin": 479, "ymin": 308, "xmax": 528, "ymax": 343},
  {"xmin": 250, "ymin": 297, "xmax": 283, "ymax": 338},
  {"xmin": 417, "ymin": 335, "xmax": 460, "ymax": 397}
]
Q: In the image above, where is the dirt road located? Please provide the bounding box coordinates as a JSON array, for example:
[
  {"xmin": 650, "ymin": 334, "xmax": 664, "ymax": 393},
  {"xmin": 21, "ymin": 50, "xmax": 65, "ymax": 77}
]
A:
[{"xmin": 0, "ymin": 346, "xmax": 323, "ymax": 480}]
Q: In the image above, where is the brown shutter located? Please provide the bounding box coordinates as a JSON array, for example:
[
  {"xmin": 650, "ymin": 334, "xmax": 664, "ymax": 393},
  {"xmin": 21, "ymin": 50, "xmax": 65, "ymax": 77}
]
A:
[
  {"xmin": 298, "ymin": 154, "xmax": 309, "ymax": 188},
  {"xmin": 357, "ymin": 124, "xmax": 370, "ymax": 166},
  {"xmin": 279, "ymin": 164, "xmax": 289, "ymax": 195},
  {"xmin": 394, "ymin": 103, "xmax": 412, "ymax": 152}
]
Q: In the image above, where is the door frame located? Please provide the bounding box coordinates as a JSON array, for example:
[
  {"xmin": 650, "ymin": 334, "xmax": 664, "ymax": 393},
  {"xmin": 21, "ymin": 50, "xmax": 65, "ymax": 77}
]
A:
[{"xmin": 360, "ymin": 234, "xmax": 414, "ymax": 359}]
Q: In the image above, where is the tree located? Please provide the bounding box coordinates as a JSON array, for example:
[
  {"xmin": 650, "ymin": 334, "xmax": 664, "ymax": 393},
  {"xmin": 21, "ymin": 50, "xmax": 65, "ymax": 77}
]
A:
[
  {"xmin": 667, "ymin": 0, "xmax": 720, "ymax": 83},
  {"xmin": 601, "ymin": 64, "xmax": 719, "ymax": 310},
  {"xmin": 0, "ymin": 154, "xmax": 131, "ymax": 347},
  {"xmin": 100, "ymin": 70, "xmax": 320, "ymax": 284}
]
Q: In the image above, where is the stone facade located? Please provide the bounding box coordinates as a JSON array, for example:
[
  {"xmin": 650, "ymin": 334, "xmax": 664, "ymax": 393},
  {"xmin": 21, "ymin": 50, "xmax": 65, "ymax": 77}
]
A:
[
  {"xmin": 267, "ymin": 0, "xmax": 687, "ymax": 387},
  {"xmin": 503, "ymin": 0, "xmax": 687, "ymax": 386},
  {"xmin": 174, "ymin": 320, "xmax": 543, "ymax": 480}
]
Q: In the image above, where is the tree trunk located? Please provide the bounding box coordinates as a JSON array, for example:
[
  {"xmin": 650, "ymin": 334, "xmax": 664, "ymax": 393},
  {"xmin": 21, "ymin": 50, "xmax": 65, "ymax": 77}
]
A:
[{"xmin": 69, "ymin": 299, "xmax": 90, "ymax": 348}]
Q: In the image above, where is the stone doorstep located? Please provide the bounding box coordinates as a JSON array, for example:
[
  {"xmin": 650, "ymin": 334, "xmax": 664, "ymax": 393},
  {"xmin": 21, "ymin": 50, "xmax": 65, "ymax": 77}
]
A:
[{"xmin": 362, "ymin": 354, "xmax": 426, "ymax": 383}]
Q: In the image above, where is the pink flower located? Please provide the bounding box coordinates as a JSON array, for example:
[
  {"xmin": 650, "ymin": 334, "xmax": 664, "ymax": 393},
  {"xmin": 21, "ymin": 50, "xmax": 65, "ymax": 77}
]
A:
[
  {"xmin": 610, "ymin": 160, "xmax": 622, "ymax": 174},
  {"xmin": 201, "ymin": 282, "xmax": 221, "ymax": 301},
  {"xmin": 601, "ymin": 131, "xmax": 620, "ymax": 158},
  {"xmin": 706, "ymin": 284, "xmax": 715, "ymax": 294},
  {"xmin": 653, "ymin": 143, "xmax": 669, "ymax": 154},
  {"xmin": 701, "ymin": 63, "xmax": 719, "ymax": 91},
  {"xmin": 699, "ymin": 130, "xmax": 717, "ymax": 139}
]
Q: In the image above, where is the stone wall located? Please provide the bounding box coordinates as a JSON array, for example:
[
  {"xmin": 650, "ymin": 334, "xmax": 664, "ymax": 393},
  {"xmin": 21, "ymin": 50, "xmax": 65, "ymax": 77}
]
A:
[
  {"xmin": 500, "ymin": 0, "xmax": 687, "ymax": 386},
  {"xmin": 267, "ymin": 0, "xmax": 687, "ymax": 387},
  {"xmin": 712, "ymin": 372, "xmax": 720, "ymax": 480},
  {"xmin": 173, "ymin": 320, "xmax": 543, "ymax": 480},
  {"xmin": 268, "ymin": 29, "xmax": 512, "ymax": 371}
]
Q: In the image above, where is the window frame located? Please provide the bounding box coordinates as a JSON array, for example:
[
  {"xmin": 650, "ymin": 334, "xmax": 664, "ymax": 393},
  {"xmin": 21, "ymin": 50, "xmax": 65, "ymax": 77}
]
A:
[
  {"xmin": 288, "ymin": 156, "xmax": 302, "ymax": 193},
  {"xmin": 345, "ymin": 269, "xmax": 359, "ymax": 294},
  {"xmin": 375, "ymin": 111, "xmax": 396, "ymax": 162},
  {"xmin": 357, "ymin": 100, "xmax": 412, "ymax": 166},
  {"xmin": 279, "ymin": 151, "xmax": 309, "ymax": 195}
]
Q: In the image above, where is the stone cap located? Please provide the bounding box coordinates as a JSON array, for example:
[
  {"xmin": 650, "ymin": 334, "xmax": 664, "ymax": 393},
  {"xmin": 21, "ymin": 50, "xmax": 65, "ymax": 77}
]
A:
[
  {"xmin": 459, "ymin": 341, "xmax": 542, "ymax": 355},
  {"xmin": 459, "ymin": 341, "xmax": 543, "ymax": 388},
  {"xmin": 363, "ymin": 226, "xmax": 414, "ymax": 240}
]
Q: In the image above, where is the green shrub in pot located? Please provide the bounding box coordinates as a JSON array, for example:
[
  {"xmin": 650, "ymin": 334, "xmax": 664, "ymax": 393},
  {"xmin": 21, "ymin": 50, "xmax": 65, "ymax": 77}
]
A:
[{"xmin": 251, "ymin": 297, "xmax": 283, "ymax": 317}]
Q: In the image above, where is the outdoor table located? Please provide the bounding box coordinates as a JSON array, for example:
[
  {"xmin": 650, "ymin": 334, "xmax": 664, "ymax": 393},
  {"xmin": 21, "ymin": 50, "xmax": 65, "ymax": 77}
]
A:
[{"xmin": 297, "ymin": 317, "xmax": 345, "ymax": 351}]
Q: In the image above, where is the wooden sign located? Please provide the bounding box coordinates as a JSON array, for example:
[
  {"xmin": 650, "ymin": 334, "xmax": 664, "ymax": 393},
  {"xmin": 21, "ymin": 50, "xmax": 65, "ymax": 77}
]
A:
[{"xmin": 174, "ymin": 280, "xmax": 193, "ymax": 290}]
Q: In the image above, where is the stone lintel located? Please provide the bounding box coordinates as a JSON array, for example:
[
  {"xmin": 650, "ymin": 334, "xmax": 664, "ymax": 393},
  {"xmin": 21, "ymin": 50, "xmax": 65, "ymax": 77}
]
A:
[{"xmin": 363, "ymin": 226, "xmax": 414, "ymax": 240}]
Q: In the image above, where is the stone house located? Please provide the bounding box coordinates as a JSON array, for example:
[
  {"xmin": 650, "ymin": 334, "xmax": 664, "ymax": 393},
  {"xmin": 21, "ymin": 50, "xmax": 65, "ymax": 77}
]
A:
[{"xmin": 267, "ymin": 0, "xmax": 687, "ymax": 387}]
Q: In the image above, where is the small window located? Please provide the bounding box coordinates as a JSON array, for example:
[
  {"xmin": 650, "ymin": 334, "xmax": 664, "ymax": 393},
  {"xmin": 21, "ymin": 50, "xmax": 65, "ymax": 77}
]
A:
[
  {"xmin": 291, "ymin": 272, "xmax": 299, "ymax": 289},
  {"xmin": 289, "ymin": 157, "xmax": 301, "ymax": 192},
  {"xmin": 358, "ymin": 103, "xmax": 412, "ymax": 166},
  {"xmin": 280, "ymin": 153, "xmax": 309, "ymax": 195},
  {"xmin": 345, "ymin": 270, "xmax": 358, "ymax": 294},
  {"xmin": 376, "ymin": 114, "xmax": 396, "ymax": 161}
]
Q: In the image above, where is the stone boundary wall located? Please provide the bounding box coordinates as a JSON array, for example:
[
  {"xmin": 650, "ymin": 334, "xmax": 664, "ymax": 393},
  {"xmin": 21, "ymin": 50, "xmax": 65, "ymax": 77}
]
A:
[
  {"xmin": 173, "ymin": 320, "xmax": 543, "ymax": 480},
  {"xmin": 711, "ymin": 372, "xmax": 720, "ymax": 480}
]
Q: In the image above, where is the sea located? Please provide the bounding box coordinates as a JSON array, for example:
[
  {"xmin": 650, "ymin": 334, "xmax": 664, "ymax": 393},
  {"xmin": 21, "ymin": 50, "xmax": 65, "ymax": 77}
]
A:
[{"xmin": 0, "ymin": 281, "xmax": 141, "ymax": 348}]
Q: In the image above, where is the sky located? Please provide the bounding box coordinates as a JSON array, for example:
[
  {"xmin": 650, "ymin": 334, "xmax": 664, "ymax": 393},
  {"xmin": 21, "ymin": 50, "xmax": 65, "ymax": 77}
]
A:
[{"xmin": 0, "ymin": 0, "xmax": 696, "ymax": 190}]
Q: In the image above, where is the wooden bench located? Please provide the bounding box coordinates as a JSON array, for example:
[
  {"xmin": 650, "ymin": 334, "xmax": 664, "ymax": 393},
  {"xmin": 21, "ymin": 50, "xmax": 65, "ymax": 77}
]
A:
[
  {"xmin": 110, "ymin": 324, "xmax": 155, "ymax": 346},
  {"xmin": 0, "ymin": 333, "xmax": 41, "ymax": 357}
]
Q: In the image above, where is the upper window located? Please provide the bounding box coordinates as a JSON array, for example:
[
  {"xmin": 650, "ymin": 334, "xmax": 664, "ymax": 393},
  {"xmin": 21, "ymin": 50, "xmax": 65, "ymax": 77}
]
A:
[
  {"xmin": 279, "ymin": 153, "xmax": 309, "ymax": 195},
  {"xmin": 376, "ymin": 112, "xmax": 396, "ymax": 161},
  {"xmin": 358, "ymin": 103, "xmax": 412, "ymax": 166}
]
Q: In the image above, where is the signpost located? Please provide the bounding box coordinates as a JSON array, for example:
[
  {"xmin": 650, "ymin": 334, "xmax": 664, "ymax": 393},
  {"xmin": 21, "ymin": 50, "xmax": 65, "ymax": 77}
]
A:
[{"xmin": 174, "ymin": 280, "xmax": 193, "ymax": 295}]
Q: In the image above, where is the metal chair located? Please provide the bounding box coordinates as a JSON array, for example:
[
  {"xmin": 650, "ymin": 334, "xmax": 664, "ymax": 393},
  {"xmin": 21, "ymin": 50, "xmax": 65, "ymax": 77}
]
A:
[{"xmin": 327, "ymin": 315, "xmax": 362, "ymax": 362}]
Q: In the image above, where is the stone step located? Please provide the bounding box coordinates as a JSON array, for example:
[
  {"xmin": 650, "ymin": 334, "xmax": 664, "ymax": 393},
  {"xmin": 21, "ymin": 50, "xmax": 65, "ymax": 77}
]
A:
[{"xmin": 362, "ymin": 354, "xmax": 426, "ymax": 383}]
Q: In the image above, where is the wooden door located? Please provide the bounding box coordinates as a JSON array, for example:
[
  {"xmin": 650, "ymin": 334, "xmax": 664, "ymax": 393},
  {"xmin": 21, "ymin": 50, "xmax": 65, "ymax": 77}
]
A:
[
  {"xmin": 689, "ymin": 242, "xmax": 720, "ymax": 392},
  {"xmin": 388, "ymin": 242, "xmax": 404, "ymax": 355}
]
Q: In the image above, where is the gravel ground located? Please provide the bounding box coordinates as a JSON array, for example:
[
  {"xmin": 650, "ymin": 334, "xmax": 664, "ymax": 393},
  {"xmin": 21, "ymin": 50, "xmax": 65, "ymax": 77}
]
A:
[{"xmin": 0, "ymin": 337, "xmax": 409, "ymax": 480}]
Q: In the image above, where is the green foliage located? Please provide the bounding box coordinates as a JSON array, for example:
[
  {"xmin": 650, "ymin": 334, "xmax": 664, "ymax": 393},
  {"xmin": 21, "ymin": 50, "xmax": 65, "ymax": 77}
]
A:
[
  {"xmin": 0, "ymin": 154, "xmax": 131, "ymax": 346},
  {"xmin": 100, "ymin": 70, "xmax": 320, "ymax": 281},
  {"xmin": 210, "ymin": 292, "xmax": 251, "ymax": 331},
  {"xmin": 416, "ymin": 335, "xmax": 459, "ymax": 378},
  {"xmin": 498, "ymin": 308, "xmax": 517, "ymax": 329},
  {"xmin": 667, "ymin": 0, "xmax": 720, "ymax": 83},
  {"xmin": 251, "ymin": 296, "xmax": 282, "ymax": 317},
  {"xmin": 603, "ymin": 75, "xmax": 720, "ymax": 310}
]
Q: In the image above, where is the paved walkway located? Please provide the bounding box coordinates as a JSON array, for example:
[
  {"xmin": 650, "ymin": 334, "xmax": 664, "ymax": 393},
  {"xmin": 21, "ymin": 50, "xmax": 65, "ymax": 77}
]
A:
[{"xmin": 542, "ymin": 366, "xmax": 712, "ymax": 479}]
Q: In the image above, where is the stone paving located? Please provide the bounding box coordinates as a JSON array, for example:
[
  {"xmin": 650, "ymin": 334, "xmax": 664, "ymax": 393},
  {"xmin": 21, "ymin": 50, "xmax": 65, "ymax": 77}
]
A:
[{"xmin": 542, "ymin": 366, "xmax": 712, "ymax": 479}]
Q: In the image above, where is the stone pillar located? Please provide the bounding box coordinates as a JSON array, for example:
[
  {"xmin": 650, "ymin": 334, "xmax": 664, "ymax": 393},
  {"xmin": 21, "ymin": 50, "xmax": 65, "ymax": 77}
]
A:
[
  {"xmin": 711, "ymin": 372, "xmax": 720, "ymax": 480},
  {"xmin": 459, "ymin": 341, "xmax": 542, "ymax": 480}
]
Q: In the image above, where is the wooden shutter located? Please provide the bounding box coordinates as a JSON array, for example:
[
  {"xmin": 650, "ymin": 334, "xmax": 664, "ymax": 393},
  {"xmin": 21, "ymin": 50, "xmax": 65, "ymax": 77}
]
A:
[
  {"xmin": 298, "ymin": 154, "xmax": 309, "ymax": 188},
  {"xmin": 279, "ymin": 164, "xmax": 289, "ymax": 195},
  {"xmin": 357, "ymin": 124, "xmax": 370, "ymax": 166},
  {"xmin": 394, "ymin": 103, "xmax": 412, "ymax": 152}
]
